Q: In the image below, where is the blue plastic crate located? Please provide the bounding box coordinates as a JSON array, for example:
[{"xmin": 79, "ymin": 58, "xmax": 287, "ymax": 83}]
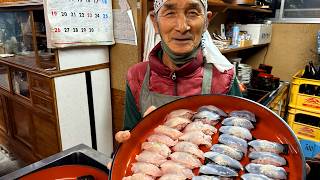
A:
[
  {"xmin": 312, "ymin": 142, "xmax": 320, "ymax": 158},
  {"xmin": 300, "ymin": 139, "xmax": 316, "ymax": 158}
]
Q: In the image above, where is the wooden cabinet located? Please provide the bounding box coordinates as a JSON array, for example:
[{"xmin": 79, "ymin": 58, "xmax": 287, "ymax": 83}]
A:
[
  {"xmin": 4, "ymin": 68, "xmax": 60, "ymax": 162},
  {"xmin": 0, "ymin": 1, "xmax": 113, "ymax": 164}
]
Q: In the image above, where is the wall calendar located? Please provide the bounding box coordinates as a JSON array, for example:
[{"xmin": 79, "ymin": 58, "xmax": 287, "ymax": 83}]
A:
[{"xmin": 44, "ymin": 0, "xmax": 114, "ymax": 48}]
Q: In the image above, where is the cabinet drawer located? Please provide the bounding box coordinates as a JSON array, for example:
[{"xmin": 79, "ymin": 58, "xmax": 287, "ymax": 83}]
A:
[
  {"xmin": 32, "ymin": 92, "xmax": 55, "ymax": 114},
  {"xmin": 30, "ymin": 74, "xmax": 52, "ymax": 97}
]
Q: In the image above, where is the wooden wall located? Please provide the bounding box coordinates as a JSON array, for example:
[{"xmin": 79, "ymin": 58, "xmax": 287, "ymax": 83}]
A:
[
  {"xmin": 110, "ymin": 0, "xmax": 141, "ymax": 149},
  {"xmin": 245, "ymin": 24, "xmax": 320, "ymax": 81}
]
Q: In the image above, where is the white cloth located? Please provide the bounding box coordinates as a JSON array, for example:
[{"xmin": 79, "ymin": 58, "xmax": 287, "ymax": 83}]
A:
[
  {"xmin": 143, "ymin": 13, "xmax": 161, "ymax": 61},
  {"xmin": 154, "ymin": 0, "xmax": 208, "ymax": 13},
  {"xmin": 202, "ymin": 30, "xmax": 234, "ymax": 72}
]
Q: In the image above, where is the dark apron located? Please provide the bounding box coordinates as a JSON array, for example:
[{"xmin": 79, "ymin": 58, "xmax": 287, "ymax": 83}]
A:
[{"xmin": 139, "ymin": 63, "xmax": 213, "ymax": 115}]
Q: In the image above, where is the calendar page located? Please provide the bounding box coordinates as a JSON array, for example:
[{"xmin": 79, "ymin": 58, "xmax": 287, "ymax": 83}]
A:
[{"xmin": 44, "ymin": 0, "xmax": 114, "ymax": 48}]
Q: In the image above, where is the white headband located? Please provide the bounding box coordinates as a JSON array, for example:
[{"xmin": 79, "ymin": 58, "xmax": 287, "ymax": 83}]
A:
[{"xmin": 154, "ymin": 0, "xmax": 208, "ymax": 14}]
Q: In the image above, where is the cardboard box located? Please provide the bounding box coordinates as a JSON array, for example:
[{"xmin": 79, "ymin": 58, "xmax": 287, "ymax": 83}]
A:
[{"xmin": 238, "ymin": 24, "xmax": 272, "ymax": 45}]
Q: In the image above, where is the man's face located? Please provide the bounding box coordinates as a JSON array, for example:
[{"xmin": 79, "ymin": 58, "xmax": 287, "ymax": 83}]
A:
[{"xmin": 155, "ymin": 0, "xmax": 207, "ymax": 55}]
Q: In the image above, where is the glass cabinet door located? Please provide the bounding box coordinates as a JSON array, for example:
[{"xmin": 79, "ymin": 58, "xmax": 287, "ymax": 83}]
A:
[
  {"xmin": 0, "ymin": 65, "xmax": 9, "ymax": 91},
  {"xmin": 12, "ymin": 69, "xmax": 30, "ymax": 98},
  {"xmin": 0, "ymin": 11, "xmax": 33, "ymax": 55}
]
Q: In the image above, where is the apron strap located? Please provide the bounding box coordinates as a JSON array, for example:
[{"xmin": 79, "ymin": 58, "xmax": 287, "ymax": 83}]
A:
[
  {"xmin": 139, "ymin": 64, "xmax": 151, "ymax": 114},
  {"xmin": 201, "ymin": 63, "xmax": 213, "ymax": 94}
]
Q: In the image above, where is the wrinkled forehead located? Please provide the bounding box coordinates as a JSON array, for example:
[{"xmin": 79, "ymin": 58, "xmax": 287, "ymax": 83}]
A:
[{"xmin": 154, "ymin": 0, "xmax": 207, "ymax": 14}]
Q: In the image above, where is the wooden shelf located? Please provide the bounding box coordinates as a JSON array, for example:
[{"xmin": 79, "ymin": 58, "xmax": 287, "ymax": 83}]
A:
[
  {"xmin": 24, "ymin": 33, "xmax": 46, "ymax": 38},
  {"xmin": 0, "ymin": 0, "xmax": 42, "ymax": 7},
  {"xmin": 220, "ymin": 44, "xmax": 268, "ymax": 54},
  {"xmin": 208, "ymin": 0, "xmax": 272, "ymax": 13}
]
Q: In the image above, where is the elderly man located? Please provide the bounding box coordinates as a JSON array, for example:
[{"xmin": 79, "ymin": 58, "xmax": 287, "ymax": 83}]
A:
[{"xmin": 116, "ymin": 0, "xmax": 241, "ymax": 142}]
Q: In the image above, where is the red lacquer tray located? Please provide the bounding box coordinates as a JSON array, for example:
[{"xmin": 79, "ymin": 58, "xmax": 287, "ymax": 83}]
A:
[
  {"xmin": 20, "ymin": 165, "xmax": 108, "ymax": 180},
  {"xmin": 111, "ymin": 95, "xmax": 306, "ymax": 180}
]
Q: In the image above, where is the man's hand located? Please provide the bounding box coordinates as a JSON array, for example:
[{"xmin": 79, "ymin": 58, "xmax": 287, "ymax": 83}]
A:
[
  {"xmin": 115, "ymin": 130, "xmax": 131, "ymax": 143},
  {"xmin": 306, "ymin": 153, "xmax": 320, "ymax": 175},
  {"xmin": 108, "ymin": 106, "xmax": 157, "ymax": 170}
]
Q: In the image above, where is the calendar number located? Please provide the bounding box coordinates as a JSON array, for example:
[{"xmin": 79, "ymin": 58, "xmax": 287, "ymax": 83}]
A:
[
  {"xmin": 54, "ymin": 28, "xmax": 61, "ymax": 32},
  {"xmin": 51, "ymin": 11, "xmax": 58, "ymax": 16}
]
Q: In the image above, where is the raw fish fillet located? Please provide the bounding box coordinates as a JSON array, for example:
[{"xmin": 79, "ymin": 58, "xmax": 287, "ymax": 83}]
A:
[
  {"xmin": 179, "ymin": 131, "xmax": 212, "ymax": 147},
  {"xmin": 184, "ymin": 121, "xmax": 217, "ymax": 136},
  {"xmin": 135, "ymin": 150, "xmax": 167, "ymax": 166},
  {"xmin": 199, "ymin": 163, "xmax": 238, "ymax": 177},
  {"xmin": 222, "ymin": 117, "xmax": 254, "ymax": 130},
  {"xmin": 154, "ymin": 125, "xmax": 183, "ymax": 140},
  {"xmin": 160, "ymin": 160, "xmax": 194, "ymax": 179},
  {"xmin": 245, "ymin": 163, "xmax": 287, "ymax": 179},
  {"xmin": 142, "ymin": 142, "xmax": 171, "ymax": 158},
  {"xmin": 192, "ymin": 111, "xmax": 220, "ymax": 125},
  {"xmin": 248, "ymin": 139, "xmax": 286, "ymax": 154},
  {"xmin": 122, "ymin": 173, "xmax": 155, "ymax": 180},
  {"xmin": 249, "ymin": 151, "xmax": 287, "ymax": 166},
  {"xmin": 229, "ymin": 110, "xmax": 256, "ymax": 122},
  {"xmin": 131, "ymin": 162, "xmax": 162, "ymax": 177},
  {"xmin": 147, "ymin": 134, "xmax": 178, "ymax": 147},
  {"xmin": 159, "ymin": 174, "xmax": 186, "ymax": 180},
  {"xmin": 203, "ymin": 151, "xmax": 243, "ymax": 170},
  {"xmin": 169, "ymin": 152, "xmax": 202, "ymax": 169},
  {"xmin": 210, "ymin": 144, "xmax": 243, "ymax": 161},
  {"xmin": 241, "ymin": 173, "xmax": 272, "ymax": 180},
  {"xmin": 197, "ymin": 105, "xmax": 228, "ymax": 117},
  {"xmin": 192, "ymin": 176, "xmax": 220, "ymax": 180},
  {"xmin": 219, "ymin": 126, "xmax": 252, "ymax": 140},
  {"xmin": 173, "ymin": 141, "xmax": 204, "ymax": 159},
  {"xmin": 218, "ymin": 134, "xmax": 248, "ymax": 154},
  {"xmin": 164, "ymin": 117, "xmax": 191, "ymax": 130},
  {"xmin": 165, "ymin": 109, "xmax": 195, "ymax": 120}
]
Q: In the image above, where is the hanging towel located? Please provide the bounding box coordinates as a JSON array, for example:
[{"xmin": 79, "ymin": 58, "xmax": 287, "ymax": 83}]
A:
[{"xmin": 143, "ymin": 12, "xmax": 161, "ymax": 61}]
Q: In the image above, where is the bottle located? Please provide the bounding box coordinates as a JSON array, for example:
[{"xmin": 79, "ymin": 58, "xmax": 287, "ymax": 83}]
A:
[
  {"xmin": 302, "ymin": 65, "xmax": 311, "ymax": 79},
  {"xmin": 305, "ymin": 85, "xmax": 316, "ymax": 95},
  {"xmin": 232, "ymin": 24, "xmax": 240, "ymax": 47},
  {"xmin": 309, "ymin": 61, "xmax": 317, "ymax": 79},
  {"xmin": 316, "ymin": 66, "xmax": 320, "ymax": 80},
  {"xmin": 315, "ymin": 86, "xmax": 320, "ymax": 97},
  {"xmin": 300, "ymin": 65, "xmax": 310, "ymax": 93}
]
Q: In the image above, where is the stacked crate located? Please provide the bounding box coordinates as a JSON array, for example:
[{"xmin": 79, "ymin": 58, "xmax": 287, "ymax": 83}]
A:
[{"xmin": 288, "ymin": 70, "xmax": 320, "ymax": 142}]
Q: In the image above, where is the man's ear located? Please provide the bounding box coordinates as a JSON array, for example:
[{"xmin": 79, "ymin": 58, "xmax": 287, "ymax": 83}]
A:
[
  {"xmin": 206, "ymin": 11, "xmax": 214, "ymax": 28},
  {"xmin": 150, "ymin": 11, "xmax": 159, "ymax": 34}
]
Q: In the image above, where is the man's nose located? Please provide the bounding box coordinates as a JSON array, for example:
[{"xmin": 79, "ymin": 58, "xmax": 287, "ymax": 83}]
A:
[{"xmin": 175, "ymin": 14, "xmax": 190, "ymax": 33}]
